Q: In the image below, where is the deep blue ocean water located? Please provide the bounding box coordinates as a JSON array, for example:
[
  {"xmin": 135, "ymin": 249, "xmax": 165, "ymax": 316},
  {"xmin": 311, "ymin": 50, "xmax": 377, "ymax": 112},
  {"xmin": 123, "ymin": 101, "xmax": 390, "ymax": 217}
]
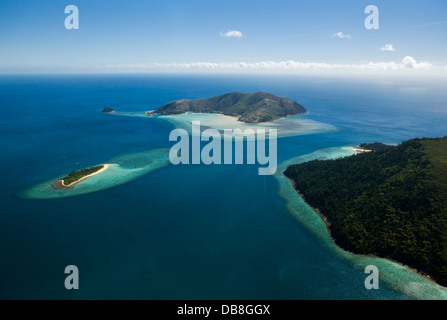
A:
[{"xmin": 1, "ymin": 74, "xmax": 447, "ymax": 299}]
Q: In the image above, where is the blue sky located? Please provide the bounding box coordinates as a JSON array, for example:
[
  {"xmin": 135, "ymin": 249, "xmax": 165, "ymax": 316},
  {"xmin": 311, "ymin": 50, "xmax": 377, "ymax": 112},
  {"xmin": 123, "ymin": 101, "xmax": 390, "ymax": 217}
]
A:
[{"xmin": 1, "ymin": 0, "xmax": 446, "ymax": 74}]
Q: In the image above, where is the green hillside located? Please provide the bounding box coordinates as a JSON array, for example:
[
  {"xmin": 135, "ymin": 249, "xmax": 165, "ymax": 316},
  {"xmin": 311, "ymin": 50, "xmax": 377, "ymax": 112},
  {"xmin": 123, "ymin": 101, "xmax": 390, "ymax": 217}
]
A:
[
  {"xmin": 284, "ymin": 137, "xmax": 447, "ymax": 286},
  {"xmin": 150, "ymin": 91, "xmax": 307, "ymax": 123}
]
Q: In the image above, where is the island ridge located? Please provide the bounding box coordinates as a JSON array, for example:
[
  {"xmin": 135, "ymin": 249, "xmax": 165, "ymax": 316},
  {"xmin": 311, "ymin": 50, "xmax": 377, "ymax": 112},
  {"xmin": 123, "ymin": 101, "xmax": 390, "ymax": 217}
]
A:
[{"xmin": 147, "ymin": 91, "xmax": 307, "ymax": 123}]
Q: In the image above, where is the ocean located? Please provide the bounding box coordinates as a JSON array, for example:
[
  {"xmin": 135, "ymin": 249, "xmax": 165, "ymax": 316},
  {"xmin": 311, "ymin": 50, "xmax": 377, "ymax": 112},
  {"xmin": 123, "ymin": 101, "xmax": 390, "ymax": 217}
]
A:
[{"xmin": 1, "ymin": 74, "xmax": 447, "ymax": 299}]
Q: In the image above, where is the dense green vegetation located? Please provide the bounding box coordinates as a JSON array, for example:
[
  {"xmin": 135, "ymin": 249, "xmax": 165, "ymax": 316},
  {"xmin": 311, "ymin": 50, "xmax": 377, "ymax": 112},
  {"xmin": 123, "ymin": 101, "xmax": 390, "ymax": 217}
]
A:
[
  {"xmin": 359, "ymin": 142, "xmax": 392, "ymax": 151},
  {"xmin": 62, "ymin": 165, "xmax": 104, "ymax": 185},
  {"xmin": 284, "ymin": 137, "xmax": 447, "ymax": 286},
  {"xmin": 151, "ymin": 91, "xmax": 307, "ymax": 123}
]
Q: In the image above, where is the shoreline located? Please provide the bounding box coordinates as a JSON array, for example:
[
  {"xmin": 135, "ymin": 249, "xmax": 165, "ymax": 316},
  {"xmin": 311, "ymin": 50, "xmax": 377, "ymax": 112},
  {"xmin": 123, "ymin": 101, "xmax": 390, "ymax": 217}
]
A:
[
  {"xmin": 287, "ymin": 177, "xmax": 333, "ymax": 236},
  {"xmin": 285, "ymin": 175, "xmax": 441, "ymax": 288},
  {"xmin": 54, "ymin": 164, "xmax": 110, "ymax": 189},
  {"xmin": 156, "ymin": 111, "xmax": 244, "ymax": 122},
  {"xmin": 220, "ymin": 114, "xmax": 241, "ymax": 121},
  {"xmin": 150, "ymin": 111, "xmax": 304, "ymax": 124},
  {"xmin": 352, "ymin": 147, "xmax": 372, "ymax": 153}
]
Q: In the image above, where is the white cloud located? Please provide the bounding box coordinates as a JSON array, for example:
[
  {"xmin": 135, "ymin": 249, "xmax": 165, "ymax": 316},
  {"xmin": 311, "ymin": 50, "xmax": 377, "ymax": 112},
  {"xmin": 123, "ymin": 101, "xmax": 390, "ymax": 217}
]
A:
[
  {"xmin": 331, "ymin": 32, "xmax": 351, "ymax": 39},
  {"xmin": 220, "ymin": 30, "xmax": 243, "ymax": 38},
  {"xmin": 103, "ymin": 57, "xmax": 434, "ymax": 73},
  {"xmin": 152, "ymin": 56, "xmax": 431, "ymax": 71},
  {"xmin": 380, "ymin": 44, "xmax": 397, "ymax": 52},
  {"xmin": 401, "ymin": 56, "xmax": 432, "ymax": 69}
]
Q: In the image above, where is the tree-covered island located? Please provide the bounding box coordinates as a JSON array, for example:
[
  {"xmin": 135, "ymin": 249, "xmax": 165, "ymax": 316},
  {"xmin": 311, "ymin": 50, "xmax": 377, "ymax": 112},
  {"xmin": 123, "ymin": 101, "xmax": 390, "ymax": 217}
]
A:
[
  {"xmin": 55, "ymin": 165, "xmax": 106, "ymax": 188},
  {"xmin": 147, "ymin": 91, "xmax": 307, "ymax": 123},
  {"xmin": 284, "ymin": 137, "xmax": 447, "ymax": 286}
]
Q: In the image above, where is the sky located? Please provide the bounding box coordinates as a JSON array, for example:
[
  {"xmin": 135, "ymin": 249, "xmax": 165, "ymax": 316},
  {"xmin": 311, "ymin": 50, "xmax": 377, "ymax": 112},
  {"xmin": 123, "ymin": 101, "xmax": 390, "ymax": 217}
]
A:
[{"xmin": 1, "ymin": 0, "xmax": 447, "ymax": 75}]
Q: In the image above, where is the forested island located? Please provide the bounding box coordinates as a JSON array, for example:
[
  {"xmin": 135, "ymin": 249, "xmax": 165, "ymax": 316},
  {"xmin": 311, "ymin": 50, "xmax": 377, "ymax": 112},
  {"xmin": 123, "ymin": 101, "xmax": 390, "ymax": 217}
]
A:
[
  {"xmin": 54, "ymin": 165, "xmax": 107, "ymax": 188},
  {"xmin": 284, "ymin": 137, "xmax": 447, "ymax": 286},
  {"xmin": 147, "ymin": 92, "xmax": 307, "ymax": 123}
]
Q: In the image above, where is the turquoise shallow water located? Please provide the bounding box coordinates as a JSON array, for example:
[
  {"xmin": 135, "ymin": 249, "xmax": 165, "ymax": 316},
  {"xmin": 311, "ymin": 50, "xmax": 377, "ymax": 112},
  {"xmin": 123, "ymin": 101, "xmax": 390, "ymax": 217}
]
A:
[
  {"xmin": 113, "ymin": 111, "xmax": 337, "ymax": 141},
  {"xmin": 21, "ymin": 149, "xmax": 170, "ymax": 199},
  {"xmin": 275, "ymin": 146, "xmax": 447, "ymax": 300},
  {"xmin": 1, "ymin": 74, "xmax": 447, "ymax": 299},
  {"xmin": 159, "ymin": 113, "xmax": 337, "ymax": 138}
]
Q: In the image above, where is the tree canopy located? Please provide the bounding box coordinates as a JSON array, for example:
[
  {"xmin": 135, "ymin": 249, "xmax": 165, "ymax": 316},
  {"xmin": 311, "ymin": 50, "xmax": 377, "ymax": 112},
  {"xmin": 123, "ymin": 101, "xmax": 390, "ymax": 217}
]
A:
[{"xmin": 284, "ymin": 137, "xmax": 447, "ymax": 286}]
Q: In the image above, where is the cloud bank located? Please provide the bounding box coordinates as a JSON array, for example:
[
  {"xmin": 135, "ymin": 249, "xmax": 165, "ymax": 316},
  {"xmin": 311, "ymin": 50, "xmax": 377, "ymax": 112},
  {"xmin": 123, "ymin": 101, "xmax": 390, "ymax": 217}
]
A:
[{"xmin": 104, "ymin": 56, "xmax": 433, "ymax": 73}]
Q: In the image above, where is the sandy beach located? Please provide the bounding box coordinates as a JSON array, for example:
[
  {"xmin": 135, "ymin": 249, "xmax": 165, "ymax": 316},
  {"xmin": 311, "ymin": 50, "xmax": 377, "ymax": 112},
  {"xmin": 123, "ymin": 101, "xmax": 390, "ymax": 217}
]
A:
[
  {"xmin": 54, "ymin": 164, "xmax": 110, "ymax": 189},
  {"xmin": 352, "ymin": 147, "xmax": 372, "ymax": 153},
  {"xmin": 220, "ymin": 114, "xmax": 241, "ymax": 121}
]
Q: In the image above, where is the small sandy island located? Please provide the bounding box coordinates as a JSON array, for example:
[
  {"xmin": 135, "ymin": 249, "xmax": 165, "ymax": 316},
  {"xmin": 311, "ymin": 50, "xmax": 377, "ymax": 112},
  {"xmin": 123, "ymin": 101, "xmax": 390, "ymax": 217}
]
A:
[{"xmin": 53, "ymin": 164, "xmax": 110, "ymax": 189}]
